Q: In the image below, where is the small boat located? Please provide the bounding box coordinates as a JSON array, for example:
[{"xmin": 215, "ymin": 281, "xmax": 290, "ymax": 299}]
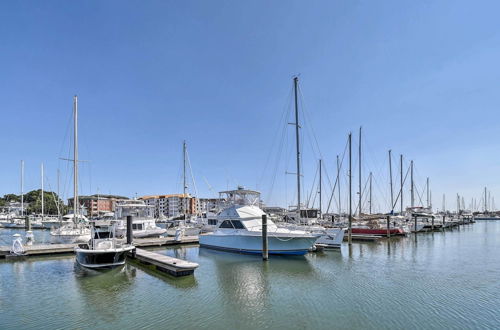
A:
[
  {"xmin": 75, "ymin": 219, "xmax": 135, "ymax": 269},
  {"xmin": 199, "ymin": 188, "xmax": 319, "ymax": 255}
]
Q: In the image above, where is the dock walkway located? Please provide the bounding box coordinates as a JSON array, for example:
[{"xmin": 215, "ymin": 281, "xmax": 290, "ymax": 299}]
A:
[{"xmin": 0, "ymin": 236, "xmax": 199, "ymax": 258}]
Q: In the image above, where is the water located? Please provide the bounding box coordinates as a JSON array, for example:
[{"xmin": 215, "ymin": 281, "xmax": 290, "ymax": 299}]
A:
[{"xmin": 1, "ymin": 222, "xmax": 500, "ymax": 329}]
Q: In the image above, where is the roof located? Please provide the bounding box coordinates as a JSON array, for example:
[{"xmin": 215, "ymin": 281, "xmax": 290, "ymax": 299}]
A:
[{"xmin": 139, "ymin": 193, "xmax": 192, "ymax": 200}]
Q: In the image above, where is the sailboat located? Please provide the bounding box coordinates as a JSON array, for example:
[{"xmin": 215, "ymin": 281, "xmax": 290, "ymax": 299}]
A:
[
  {"xmin": 51, "ymin": 96, "xmax": 91, "ymax": 244},
  {"xmin": 166, "ymin": 141, "xmax": 201, "ymax": 237}
]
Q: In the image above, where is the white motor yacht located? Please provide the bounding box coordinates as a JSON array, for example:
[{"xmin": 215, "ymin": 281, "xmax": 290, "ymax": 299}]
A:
[{"xmin": 199, "ymin": 188, "xmax": 319, "ymax": 255}]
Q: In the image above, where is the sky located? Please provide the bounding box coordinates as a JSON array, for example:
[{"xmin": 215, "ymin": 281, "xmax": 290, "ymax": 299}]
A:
[{"xmin": 1, "ymin": 1, "xmax": 500, "ymax": 212}]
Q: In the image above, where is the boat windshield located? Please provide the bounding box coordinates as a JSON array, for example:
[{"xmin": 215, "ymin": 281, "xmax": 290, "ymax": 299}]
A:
[
  {"xmin": 219, "ymin": 187, "xmax": 261, "ymax": 207},
  {"xmin": 116, "ymin": 204, "xmax": 154, "ymax": 219}
]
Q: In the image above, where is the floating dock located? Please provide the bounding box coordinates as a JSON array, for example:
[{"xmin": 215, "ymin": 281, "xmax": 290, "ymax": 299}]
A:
[
  {"xmin": 0, "ymin": 236, "xmax": 199, "ymax": 258},
  {"xmin": 129, "ymin": 248, "xmax": 199, "ymax": 277}
]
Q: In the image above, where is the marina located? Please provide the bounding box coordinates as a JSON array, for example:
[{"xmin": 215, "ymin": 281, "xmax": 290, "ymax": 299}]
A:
[{"xmin": 2, "ymin": 1, "xmax": 500, "ymax": 329}]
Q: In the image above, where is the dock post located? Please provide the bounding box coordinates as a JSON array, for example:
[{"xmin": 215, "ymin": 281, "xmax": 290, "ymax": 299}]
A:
[
  {"xmin": 126, "ymin": 215, "xmax": 133, "ymax": 245},
  {"xmin": 442, "ymin": 215, "xmax": 445, "ymax": 230},
  {"xmin": 431, "ymin": 216, "xmax": 434, "ymax": 231},
  {"xmin": 414, "ymin": 215, "xmax": 417, "ymax": 234},
  {"xmin": 262, "ymin": 214, "xmax": 268, "ymax": 261},
  {"xmin": 25, "ymin": 216, "xmax": 31, "ymax": 231},
  {"xmin": 386, "ymin": 215, "xmax": 390, "ymax": 238}
]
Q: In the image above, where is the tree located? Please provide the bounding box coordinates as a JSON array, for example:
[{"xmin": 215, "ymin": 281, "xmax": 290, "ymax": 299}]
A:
[
  {"xmin": 25, "ymin": 189, "xmax": 65, "ymax": 215},
  {"xmin": 3, "ymin": 194, "xmax": 20, "ymax": 202}
]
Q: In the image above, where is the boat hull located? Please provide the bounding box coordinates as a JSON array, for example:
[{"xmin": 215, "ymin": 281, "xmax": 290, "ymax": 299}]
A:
[
  {"xmin": 199, "ymin": 233, "xmax": 317, "ymax": 255},
  {"xmin": 351, "ymin": 228, "xmax": 405, "ymax": 236},
  {"xmin": 75, "ymin": 247, "xmax": 133, "ymax": 269}
]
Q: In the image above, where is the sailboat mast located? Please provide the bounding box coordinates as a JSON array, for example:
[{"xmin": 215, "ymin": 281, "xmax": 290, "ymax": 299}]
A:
[
  {"xmin": 336, "ymin": 155, "xmax": 341, "ymax": 216},
  {"xmin": 73, "ymin": 95, "xmax": 79, "ymax": 222},
  {"xmin": 426, "ymin": 177, "xmax": 430, "ymax": 208},
  {"xmin": 21, "ymin": 160, "xmax": 24, "ymax": 216},
  {"xmin": 484, "ymin": 187, "xmax": 487, "ymax": 212},
  {"xmin": 389, "ymin": 150, "xmax": 394, "ymax": 212},
  {"xmin": 41, "ymin": 163, "xmax": 44, "ymax": 220},
  {"xmin": 410, "ymin": 160, "xmax": 414, "ymax": 207},
  {"xmin": 57, "ymin": 168, "xmax": 61, "ymax": 220},
  {"xmin": 319, "ymin": 159, "xmax": 322, "ymax": 216},
  {"xmin": 400, "ymin": 154, "xmax": 403, "ymax": 213},
  {"xmin": 348, "ymin": 132, "xmax": 352, "ymax": 245},
  {"xmin": 358, "ymin": 126, "xmax": 362, "ymax": 216},
  {"xmin": 369, "ymin": 172, "xmax": 372, "ymax": 214},
  {"xmin": 293, "ymin": 77, "xmax": 301, "ymax": 217},
  {"xmin": 183, "ymin": 140, "xmax": 187, "ymax": 217}
]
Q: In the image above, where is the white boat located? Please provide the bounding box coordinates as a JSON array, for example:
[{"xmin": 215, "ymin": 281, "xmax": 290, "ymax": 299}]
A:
[
  {"xmin": 51, "ymin": 223, "xmax": 91, "ymax": 244},
  {"xmin": 199, "ymin": 188, "xmax": 319, "ymax": 255},
  {"xmin": 115, "ymin": 200, "xmax": 166, "ymax": 238},
  {"xmin": 75, "ymin": 219, "xmax": 134, "ymax": 269}
]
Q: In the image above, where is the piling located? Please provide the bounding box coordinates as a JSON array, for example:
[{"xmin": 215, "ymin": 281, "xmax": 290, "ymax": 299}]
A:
[
  {"xmin": 442, "ymin": 215, "xmax": 445, "ymax": 230},
  {"xmin": 262, "ymin": 214, "xmax": 268, "ymax": 261},
  {"xmin": 414, "ymin": 215, "xmax": 417, "ymax": 233},
  {"xmin": 126, "ymin": 215, "xmax": 133, "ymax": 245},
  {"xmin": 431, "ymin": 216, "xmax": 434, "ymax": 231},
  {"xmin": 25, "ymin": 216, "xmax": 31, "ymax": 231},
  {"xmin": 386, "ymin": 215, "xmax": 390, "ymax": 238}
]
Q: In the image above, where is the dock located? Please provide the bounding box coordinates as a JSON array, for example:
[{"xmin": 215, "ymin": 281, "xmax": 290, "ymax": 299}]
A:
[
  {"xmin": 129, "ymin": 248, "xmax": 199, "ymax": 277},
  {"xmin": 0, "ymin": 236, "xmax": 199, "ymax": 258}
]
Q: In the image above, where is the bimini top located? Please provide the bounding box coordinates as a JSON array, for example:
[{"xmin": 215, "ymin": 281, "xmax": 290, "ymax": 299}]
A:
[{"xmin": 219, "ymin": 186, "xmax": 261, "ymax": 207}]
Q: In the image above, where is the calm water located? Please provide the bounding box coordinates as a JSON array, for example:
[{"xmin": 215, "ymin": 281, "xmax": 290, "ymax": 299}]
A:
[{"xmin": 1, "ymin": 222, "xmax": 500, "ymax": 329}]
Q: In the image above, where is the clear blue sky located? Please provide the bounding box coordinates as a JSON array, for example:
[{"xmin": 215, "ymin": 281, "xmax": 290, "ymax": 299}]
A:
[{"xmin": 1, "ymin": 1, "xmax": 499, "ymax": 211}]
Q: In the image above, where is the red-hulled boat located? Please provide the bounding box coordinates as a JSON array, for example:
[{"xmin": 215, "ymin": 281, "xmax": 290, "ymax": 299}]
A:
[{"xmin": 351, "ymin": 227, "xmax": 405, "ymax": 236}]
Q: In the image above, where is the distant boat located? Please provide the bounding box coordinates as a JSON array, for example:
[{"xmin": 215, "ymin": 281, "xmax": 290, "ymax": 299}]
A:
[
  {"xmin": 199, "ymin": 188, "xmax": 319, "ymax": 255},
  {"xmin": 75, "ymin": 219, "xmax": 134, "ymax": 269}
]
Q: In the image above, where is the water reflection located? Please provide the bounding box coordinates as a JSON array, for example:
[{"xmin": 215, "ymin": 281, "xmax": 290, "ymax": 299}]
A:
[{"xmin": 74, "ymin": 264, "xmax": 136, "ymax": 323}]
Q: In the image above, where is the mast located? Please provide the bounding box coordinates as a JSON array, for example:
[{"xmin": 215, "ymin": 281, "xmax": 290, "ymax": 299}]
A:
[
  {"xmin": 369, "ymin": 172, "xmax": 372, "ymax": 214},
  {"xmin": 389, "ymin": 150, "xmax": 394, "ymax": 212},
  {"xmin": 426, "ymin": 177, "xmax": 430, "ymax": 208},
  {"xmin": 336, "ymin": 155, "xmax": 341, "ymax": 216},
  {"xmin": 73, "ymin": 95, "xmax": 79, "ymax": 222},
  {"xmin": 400, "ymin": 154, "xmax": 403, "ymax": 213},
  {"xmin": 410, "ymin": 160, "xmax": 414, "ymax": 207},
  {"xmin": 41, "ymin": 163, "xmax": 44, "ymax": 220},
  {"xmin": 57, "ymin": 168, "xmax": 61, "ymax": 221},
  {"xmin": 358, "ymin": 126, "xmax": 362, "ymax": 216},
  {"xmin": 319, "ymin": 159, "xmax": 322, "ymax": 216},
  {"xmin": 293, "ymin": 77, "xmax": 301, "ymax": 217},
  {"xmin": 348, "ymin": 132, "xmax": 352, "ymax": 245},
  {"xmin": 443, "ymin": 194, "xmax": 446, "ymax": 213},
  {"xmin": 183, "ymin": 140, "xmax": 187, "ymax": 217},
  {"xmin": 484, "ymin": 187, "xmax": 487, "ymax": 212},
  {"xmin": 21, "ymin": 160, "xmax": 24, "ymax": 216}
]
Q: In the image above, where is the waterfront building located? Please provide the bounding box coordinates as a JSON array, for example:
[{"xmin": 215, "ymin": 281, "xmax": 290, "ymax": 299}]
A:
[
  {"xmin": 140, "ymin": 194, "xmax": 197, "ymax": 218},
  {"xmin": 68, "ymin": 195, "xmax": 129, "ymax": 218}
]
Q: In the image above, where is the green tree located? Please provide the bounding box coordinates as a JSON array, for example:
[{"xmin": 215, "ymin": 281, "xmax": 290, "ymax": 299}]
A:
[
  {"xmin": 3, "ymin": 194, "xmax": 20, "ymax": 202},
  {"xmin": 25, "ymin": 189, "xmax": 65, "ymax": 215}
]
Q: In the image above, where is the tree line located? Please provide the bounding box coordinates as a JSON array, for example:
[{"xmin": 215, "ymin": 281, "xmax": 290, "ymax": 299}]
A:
[{"xmin": 0, "ymin": 190, "xmax": 68, "ymax": 215}]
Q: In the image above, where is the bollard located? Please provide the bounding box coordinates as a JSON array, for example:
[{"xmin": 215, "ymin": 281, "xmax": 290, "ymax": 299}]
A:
[
  {"xmin": 25, "ymin": 231, "xmax": 34, "ymax": 246},
  {"xmin": 386, "ymin": 215, "xmax": 390, "ymax": 238},
  {"xmin": 126, "ymin": 215, "xmax": 133, "ymax": 245},
  {"xmin": 262, "ymin": 214, "xmax": 268, "ymax": 261}
]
